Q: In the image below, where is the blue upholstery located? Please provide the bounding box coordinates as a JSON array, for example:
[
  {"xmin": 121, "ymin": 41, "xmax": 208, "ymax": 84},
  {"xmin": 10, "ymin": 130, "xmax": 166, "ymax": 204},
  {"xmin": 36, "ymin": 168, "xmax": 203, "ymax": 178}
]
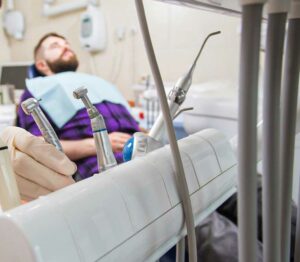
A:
[{"xmin": 27, "ymin": 64, "xmax": 44, "ymax": 78}]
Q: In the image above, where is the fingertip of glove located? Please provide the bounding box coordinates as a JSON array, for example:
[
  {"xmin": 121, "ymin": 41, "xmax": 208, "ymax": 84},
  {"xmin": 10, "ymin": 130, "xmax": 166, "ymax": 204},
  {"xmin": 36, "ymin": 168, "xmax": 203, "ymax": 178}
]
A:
[{"xmin": 64, "ymin": 161, "xmax": 78, "ymax": 176}]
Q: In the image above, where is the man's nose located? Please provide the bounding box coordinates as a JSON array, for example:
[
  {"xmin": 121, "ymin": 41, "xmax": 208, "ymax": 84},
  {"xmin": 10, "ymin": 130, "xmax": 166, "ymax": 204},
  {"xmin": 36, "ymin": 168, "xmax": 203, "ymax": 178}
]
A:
[
  {"xmin": 61, "ymin": 46, "xmax": 72, "ymax": 55},
  {"xmin": 61, "ymin": 42, "xmax": 71, "ymax": 50}
]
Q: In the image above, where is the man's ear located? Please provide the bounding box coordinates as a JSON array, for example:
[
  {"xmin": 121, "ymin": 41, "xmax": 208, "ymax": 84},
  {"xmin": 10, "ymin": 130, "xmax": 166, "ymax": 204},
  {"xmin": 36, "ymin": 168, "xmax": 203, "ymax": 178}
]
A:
[{"xmin": 35, "ymin": 60, "xmax": 51, "ymax": 76}]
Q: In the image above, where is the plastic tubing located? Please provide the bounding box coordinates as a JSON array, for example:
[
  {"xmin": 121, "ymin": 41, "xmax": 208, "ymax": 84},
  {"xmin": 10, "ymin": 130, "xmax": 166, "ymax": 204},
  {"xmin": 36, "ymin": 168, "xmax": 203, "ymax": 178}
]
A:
[
  {"xmin": 237, "ymin": 3, "xmax": 264, "ymax": 262},
  {"xmin": 134, "ymin": 1, "xmax": 197, "ymax": 261},
  {"xmin": 262, "ymin": 8, "xmax": 287, "ymax": 262}
]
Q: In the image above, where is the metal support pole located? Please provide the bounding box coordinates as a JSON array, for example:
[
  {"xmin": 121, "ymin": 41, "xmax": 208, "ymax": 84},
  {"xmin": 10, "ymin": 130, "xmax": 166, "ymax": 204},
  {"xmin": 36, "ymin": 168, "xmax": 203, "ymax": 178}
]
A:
[
  {"xmin": 280, "ymin": 17, "xmax": 300, "ymax": 262},
  {"xmin": 262, "ymin": 12, "xmax": 287, "ymax": 262},
  {"xmin": 238, "ymin": 4, "xmax": 263, "ymax": 262}
]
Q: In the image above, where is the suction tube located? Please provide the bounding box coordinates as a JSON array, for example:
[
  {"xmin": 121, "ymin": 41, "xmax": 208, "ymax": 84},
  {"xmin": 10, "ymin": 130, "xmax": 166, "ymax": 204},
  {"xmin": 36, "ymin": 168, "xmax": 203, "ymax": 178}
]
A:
[
  {"xmin": 238, "ymin": 1, "xmax": 265, "ymax": 262},
  {"xmin": 135, "ymin": 1, "xmax": 197, "ymax": 261},
  {"xmin": 262, "ymin": 1, "xmax": 288, "ymax": 261},
  {"xmin": 280, "ymin": 1, "xmax": 300, "ymax": 261}
]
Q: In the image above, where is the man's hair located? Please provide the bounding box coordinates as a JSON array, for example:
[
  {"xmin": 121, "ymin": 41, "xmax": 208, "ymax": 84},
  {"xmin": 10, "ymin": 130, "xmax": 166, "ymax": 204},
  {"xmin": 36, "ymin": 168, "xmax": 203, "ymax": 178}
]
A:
[{"xmin": 34, "ymin": 32, "xmax": 66, "ymax": 61}]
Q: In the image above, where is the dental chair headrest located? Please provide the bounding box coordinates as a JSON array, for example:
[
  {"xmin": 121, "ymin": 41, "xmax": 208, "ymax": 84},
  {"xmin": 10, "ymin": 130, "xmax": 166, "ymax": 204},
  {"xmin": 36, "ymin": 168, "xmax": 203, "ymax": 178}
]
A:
[{"xmin": 27, "ymin": 64, "xmax": 44, "ymax": 79}]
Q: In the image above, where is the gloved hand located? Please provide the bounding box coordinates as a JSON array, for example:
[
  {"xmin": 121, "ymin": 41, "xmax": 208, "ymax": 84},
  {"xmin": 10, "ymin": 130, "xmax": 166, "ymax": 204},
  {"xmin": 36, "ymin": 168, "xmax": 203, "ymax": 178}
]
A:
[{"xmin": 0, "ymin": 127, "xmax": 76, "ymax": 201}]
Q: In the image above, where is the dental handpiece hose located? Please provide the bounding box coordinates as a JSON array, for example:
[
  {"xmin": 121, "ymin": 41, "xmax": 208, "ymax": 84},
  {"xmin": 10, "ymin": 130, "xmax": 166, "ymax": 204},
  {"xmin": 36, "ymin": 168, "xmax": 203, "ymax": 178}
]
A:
[
  {"xmin": 21, "ymin": 98, "xmax": 82, "ymax": 181},
  {"xmin": 73, "ymin": 87, "xmax": 117, "ymax": 172}
]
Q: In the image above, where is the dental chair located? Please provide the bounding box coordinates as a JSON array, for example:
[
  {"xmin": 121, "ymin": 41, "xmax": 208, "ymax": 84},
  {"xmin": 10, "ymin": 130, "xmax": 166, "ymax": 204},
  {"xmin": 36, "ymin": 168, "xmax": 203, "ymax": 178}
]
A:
[{"xmin": 27, "ymin": 64, "xmax": 44, "ymax": 79}]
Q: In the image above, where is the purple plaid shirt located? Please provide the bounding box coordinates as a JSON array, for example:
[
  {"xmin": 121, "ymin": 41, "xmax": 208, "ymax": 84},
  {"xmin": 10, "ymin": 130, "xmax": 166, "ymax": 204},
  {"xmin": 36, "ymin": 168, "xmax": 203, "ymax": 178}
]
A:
[{"xmin": 17, "ymin": 89, "xmax": 139, "ymax": 179}]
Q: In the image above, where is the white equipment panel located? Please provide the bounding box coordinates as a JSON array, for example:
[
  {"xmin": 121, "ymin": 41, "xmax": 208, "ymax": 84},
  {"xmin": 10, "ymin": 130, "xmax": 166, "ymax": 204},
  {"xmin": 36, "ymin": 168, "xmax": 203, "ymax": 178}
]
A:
[{"xmin": 0, "ymin": 129, "xmax": 237, "ymax": 262}]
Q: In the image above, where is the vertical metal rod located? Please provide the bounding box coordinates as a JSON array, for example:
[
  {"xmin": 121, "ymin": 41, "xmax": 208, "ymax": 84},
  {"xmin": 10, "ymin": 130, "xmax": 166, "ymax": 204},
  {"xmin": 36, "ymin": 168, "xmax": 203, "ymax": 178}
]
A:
[
  {"xmin": 280, "ymin": 17, "xmax": 300, "ymax": 262},
  {"xmin": 262, "ymin": 12, "xmax": 287, "ymax": 262},
  {"xmin": 238, "ymin": 4, "xmax": 263, "ymax": 262}
]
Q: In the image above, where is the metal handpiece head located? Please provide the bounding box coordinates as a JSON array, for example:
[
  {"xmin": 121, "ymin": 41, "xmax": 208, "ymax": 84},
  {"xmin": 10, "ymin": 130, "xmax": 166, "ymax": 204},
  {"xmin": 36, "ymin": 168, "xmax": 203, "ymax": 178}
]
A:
[
  {"xmin": 21, "ymin": 98, "xmax": 40, "ymax": 115},
  {"xmin": 73, "ymin": 86, "xmax": 94, "ymax": 110},
  {"xmin": 73, "ymin": 86, "xmax": 88, "ymax": 100}
]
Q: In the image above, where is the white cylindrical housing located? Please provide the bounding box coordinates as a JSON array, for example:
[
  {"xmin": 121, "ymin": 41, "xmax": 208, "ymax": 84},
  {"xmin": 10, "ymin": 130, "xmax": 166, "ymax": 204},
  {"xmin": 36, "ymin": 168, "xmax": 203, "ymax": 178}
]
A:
[{"xmin": 0, "ymin": 129, "xmax": 237, "ymax": 262}]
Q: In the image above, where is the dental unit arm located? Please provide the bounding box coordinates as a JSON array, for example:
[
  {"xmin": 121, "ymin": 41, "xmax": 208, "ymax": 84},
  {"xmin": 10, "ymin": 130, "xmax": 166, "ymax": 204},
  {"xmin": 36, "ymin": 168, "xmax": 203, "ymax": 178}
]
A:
[
  {"xmin": 123, "ymin": 31, "xmax": 221, "ymax": 161},
  {"xmin": 73, "ymin": 87, "xmax": 117, "ymax": 173},
  {"xmin": 21, "ymin": 98, "xmax": 82, "ymax": 182}
]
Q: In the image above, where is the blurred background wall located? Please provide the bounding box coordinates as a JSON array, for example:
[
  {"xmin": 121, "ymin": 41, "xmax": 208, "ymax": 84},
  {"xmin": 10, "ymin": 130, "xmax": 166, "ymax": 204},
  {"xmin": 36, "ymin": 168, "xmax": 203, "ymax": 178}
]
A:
[{"xmin": 1, "ymin": 0, "xmax": 241, "ymax": 100}]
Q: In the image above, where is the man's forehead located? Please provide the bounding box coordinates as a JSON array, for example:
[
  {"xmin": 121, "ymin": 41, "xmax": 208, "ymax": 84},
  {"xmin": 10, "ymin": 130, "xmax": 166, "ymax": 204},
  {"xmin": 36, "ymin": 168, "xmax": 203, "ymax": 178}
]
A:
[{"xmin": 42, "ymin": 36, "xmax": 66, "ymax": 48}]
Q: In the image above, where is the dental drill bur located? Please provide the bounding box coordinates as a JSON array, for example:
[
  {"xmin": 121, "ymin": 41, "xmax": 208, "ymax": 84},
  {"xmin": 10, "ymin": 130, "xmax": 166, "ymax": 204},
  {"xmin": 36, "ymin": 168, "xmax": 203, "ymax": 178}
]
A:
[
  {"xmin": 73, "ymin": 87, "xmax": 117, "ymax": 172},
  {"xmin": 21, "ymin": 98, "xmax": 82, "ymax": 181}
]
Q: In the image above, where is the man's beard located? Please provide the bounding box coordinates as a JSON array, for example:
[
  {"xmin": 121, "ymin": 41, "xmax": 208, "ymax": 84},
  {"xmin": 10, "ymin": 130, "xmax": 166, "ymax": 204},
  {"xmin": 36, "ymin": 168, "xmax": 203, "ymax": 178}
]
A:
[{"xmin": 46, "ymin": 53, "xmax": 79, "ymax": 74}]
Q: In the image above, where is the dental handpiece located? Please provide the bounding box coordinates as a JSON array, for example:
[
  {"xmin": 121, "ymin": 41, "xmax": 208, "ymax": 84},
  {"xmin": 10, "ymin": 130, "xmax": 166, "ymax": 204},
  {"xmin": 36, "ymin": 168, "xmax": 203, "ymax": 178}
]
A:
[
  {"xmin": 73, "ymin": 87, "xmax": 117, "ymax": 172},
  {"xmin": 21, "ymin": 98, "xmax": 82, "ymax": 181},
  {"xmin": 21, "ymin": 98, "xmax": 63, "ymax": 152},
  {"xmin": 149, "ymin": 30, "xmax": 221, "ymax": 140}
]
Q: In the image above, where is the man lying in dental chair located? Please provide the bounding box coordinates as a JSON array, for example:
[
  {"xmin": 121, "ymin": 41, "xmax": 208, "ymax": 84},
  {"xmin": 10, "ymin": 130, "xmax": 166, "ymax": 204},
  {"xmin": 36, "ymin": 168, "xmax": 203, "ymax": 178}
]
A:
[{"xmin": 17, "ymin": 33, "xmax": 140, "ymax": 180}]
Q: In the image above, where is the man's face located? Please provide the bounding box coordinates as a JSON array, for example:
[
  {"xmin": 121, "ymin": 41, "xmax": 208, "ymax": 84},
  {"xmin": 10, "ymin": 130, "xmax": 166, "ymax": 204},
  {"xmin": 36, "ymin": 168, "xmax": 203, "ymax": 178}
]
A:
[{"xmin": 40, "ymin": 36, "xmax": 79, "ymax": 74}]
